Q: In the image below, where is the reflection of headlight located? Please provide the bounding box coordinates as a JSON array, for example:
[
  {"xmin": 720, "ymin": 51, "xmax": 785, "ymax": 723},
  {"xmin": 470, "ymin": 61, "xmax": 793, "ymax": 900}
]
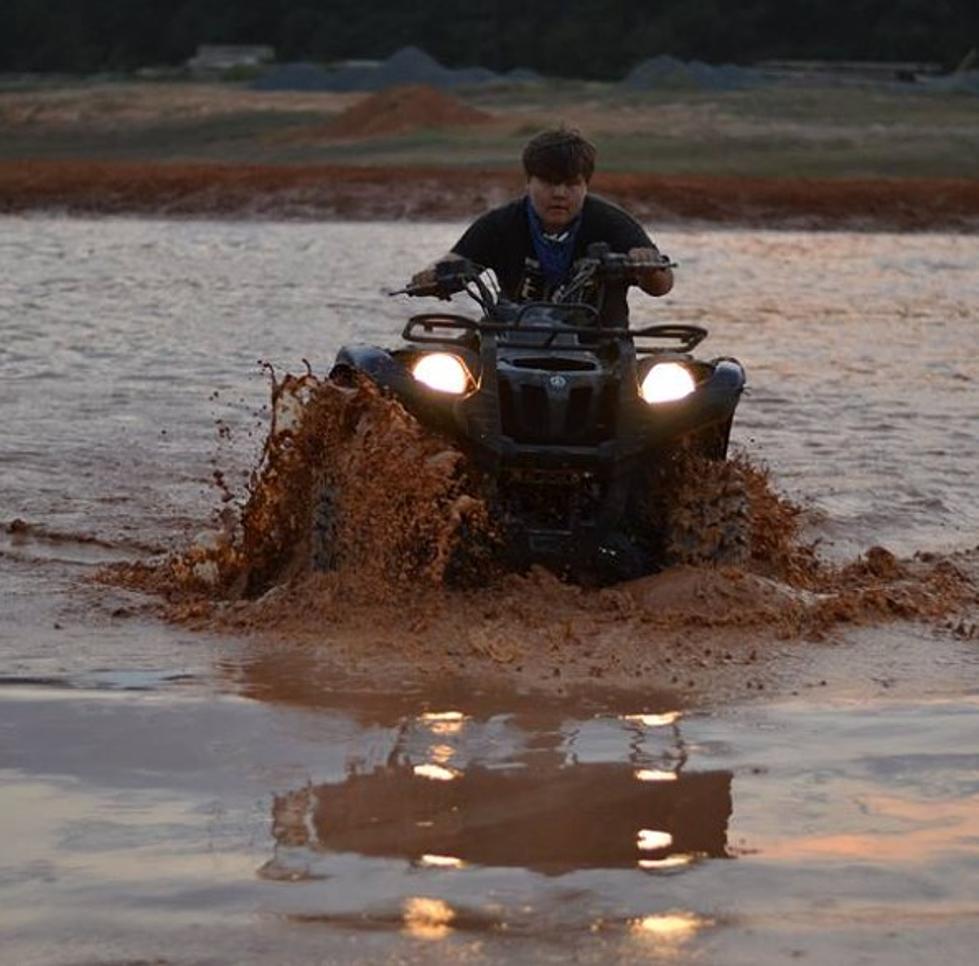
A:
[
  {"xmin": 640, "ymin": 362, "xmax": 696, "ymax": 404},
  {"xmin": 412, "ymin": 353, "xmax": 470, "ymax": 394}
]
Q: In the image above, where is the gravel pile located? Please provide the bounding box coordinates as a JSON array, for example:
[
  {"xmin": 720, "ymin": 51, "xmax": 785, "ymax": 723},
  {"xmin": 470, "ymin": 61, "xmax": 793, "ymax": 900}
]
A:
[
  {"xmin": 621, "ymin": 54, "xmax": 765, "ymax": 92},
  {"xmin": 923, "ymin": 69, "xmax": 979, "ymax": 94},
  {"xmin": 251, "ymin": 61, "xmax": 337, "ymax": 91},
  {"xmin": 252, "ymin": 46, "xmax": 540, "ymax": 92}
]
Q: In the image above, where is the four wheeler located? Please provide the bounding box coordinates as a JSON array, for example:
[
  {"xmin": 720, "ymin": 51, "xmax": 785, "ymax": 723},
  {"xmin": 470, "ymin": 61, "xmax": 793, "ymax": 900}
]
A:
[{"xmin": 329, "ymin": 245, "xmax": 747, "ymax": 582}]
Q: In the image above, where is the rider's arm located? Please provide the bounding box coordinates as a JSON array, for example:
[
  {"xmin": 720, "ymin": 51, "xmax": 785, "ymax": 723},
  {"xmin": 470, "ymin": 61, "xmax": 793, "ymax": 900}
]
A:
[
  {"xmin": 628, "ymin": 246, "xmax": 674, "ymax": 297},
  {"xmin": 410, "ymin": 253, "xmax": 464, "ymax": 290}
]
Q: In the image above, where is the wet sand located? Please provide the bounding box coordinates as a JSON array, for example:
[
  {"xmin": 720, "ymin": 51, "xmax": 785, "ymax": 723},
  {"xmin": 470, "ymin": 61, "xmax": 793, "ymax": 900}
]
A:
[{"xmin": 3, "ymin": 158, "xmax": 979, "ymax": 230}]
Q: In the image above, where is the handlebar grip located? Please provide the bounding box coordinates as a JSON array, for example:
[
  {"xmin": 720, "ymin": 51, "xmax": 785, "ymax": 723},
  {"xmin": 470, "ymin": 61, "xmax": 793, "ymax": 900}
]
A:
[
  {"xmin": 597, "ymin": 253, "xmax": 634, "ymax": 283},
  {"xmin": 404, "ymin": 281, "xmax": 443, "ymax": 298},
  {"xmin": 602, "ymin": 252, "xmax": 676, "ymax": 284},
  {"xmin": 403, "ymin": 258, "xmax": 481, "ymax": 299}
]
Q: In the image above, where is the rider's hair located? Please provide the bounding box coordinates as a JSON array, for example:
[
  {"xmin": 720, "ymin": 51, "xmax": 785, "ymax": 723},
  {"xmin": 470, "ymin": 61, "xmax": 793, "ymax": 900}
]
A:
[{"xmin": 522, "ymin": 128, "xmax": 596, "ymax": 184}]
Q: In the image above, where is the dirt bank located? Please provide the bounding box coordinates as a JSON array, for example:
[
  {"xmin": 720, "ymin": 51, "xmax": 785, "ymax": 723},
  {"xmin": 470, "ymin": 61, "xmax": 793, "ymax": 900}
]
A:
[{"xmin": 3, "ymin": 159, "xmax": 979, "ymax": 229}]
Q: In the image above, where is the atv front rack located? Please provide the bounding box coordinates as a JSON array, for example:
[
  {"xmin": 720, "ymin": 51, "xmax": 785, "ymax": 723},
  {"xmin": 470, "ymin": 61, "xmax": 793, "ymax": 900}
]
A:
[
  {"xmin": 630, "ymin": 324, "xmax": 708, "ymax": 353},
  {"xmin": 401, "ymin": 314, "xmax": 477, "ymax": 344},
  {"xmin": 403, "ymin": 314, "xmax": 707, "ymax": 353}
]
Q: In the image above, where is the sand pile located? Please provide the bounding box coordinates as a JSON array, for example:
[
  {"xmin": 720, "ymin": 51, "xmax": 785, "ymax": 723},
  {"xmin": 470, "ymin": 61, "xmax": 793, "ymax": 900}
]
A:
[
  {"xmin": 252, "ymin": 47, "xmax": 500, "ymax": 93},
  {"xmin": 621, "ymin": 54, "xmax": 764, "ymax": 92},
  {"xmin": 323, "ymin": 85, "xmax": 492, "ymax": 138}
]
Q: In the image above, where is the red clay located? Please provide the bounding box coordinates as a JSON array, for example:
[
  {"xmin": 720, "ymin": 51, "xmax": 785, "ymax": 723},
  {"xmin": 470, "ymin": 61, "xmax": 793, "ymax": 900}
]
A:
[
  {"xmin": 322, "ymin": 85, "xmax": 492, "ymax": 138},
  {"xmin": 1, "ymin": 159, "xmax": 978, "ymax": 229}
]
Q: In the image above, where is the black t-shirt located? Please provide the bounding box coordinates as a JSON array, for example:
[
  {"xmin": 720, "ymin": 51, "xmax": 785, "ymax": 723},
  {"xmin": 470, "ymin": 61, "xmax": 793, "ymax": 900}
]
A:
[{"xmin": 451, "ymin": 194, "xmax": 656, "ymax": 325}]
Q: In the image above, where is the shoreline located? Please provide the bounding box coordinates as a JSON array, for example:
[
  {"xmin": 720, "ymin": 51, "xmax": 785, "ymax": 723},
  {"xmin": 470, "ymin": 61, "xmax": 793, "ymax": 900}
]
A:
[{"xmin": 3, "ymin": 159, "xmax": 979, "ymax": 230}]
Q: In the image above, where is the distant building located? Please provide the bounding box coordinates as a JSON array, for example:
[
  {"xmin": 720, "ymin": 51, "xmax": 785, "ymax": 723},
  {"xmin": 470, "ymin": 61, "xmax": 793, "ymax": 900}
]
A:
[{"xmin": 187, "ymin": 45, "xmax": 275, "ymax": 73}]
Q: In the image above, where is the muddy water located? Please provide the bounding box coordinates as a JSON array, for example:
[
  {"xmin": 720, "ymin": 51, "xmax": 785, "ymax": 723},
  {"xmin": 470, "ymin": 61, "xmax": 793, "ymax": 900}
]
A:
[{"xmin": 1, "ymin": 215, "xmax": 978, "ymax": 963}]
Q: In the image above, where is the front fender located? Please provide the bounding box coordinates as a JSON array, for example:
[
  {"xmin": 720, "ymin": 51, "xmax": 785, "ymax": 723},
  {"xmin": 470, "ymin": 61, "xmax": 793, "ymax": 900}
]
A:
[
  {"xmin": 332, "ymin": 344, "xmax": 415, "ymax": 396},
  {"xmin": 332, "ymin": 344, "xmax": 466, "ymax": 436},
  {"xmin": 616, "ymin": 357, "xmax": 746, "ymax": 454}
]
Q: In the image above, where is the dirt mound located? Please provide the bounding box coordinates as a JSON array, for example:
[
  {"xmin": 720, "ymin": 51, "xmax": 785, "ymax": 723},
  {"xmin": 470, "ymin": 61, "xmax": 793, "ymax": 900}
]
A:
[{"xmin": 323, "ymin": 85, "xmax": 492, "ymax": 138}]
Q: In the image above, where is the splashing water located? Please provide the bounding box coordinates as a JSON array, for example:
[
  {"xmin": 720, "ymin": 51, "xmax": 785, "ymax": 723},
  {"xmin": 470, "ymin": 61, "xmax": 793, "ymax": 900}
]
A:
[
  {"xmin": 99, "ymin": 363, "xmax": 975, "ymax": 667},
  {"xmin": 108, "ymin": 367, "xmax": 494, "ymax": 601}
]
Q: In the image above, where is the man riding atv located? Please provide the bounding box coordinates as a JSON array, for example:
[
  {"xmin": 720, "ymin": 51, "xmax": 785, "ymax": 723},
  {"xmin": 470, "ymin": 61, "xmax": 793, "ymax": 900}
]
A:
[
  {"xmin": 316, "ymin": 131, "xmax": 746, "ymax": 585},
  {"xmin": 411, "ymin": 127, "xmax": 673, "ymax": 324}
]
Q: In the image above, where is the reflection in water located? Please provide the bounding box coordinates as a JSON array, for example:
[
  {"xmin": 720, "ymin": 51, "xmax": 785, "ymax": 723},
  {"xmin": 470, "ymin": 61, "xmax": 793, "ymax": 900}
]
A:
[
  {"xmin": 631, "ymin": 911, "xmax": 710, "ymax": 948},
  {"xmin": 637, "ymin": 829, "xmax": 675, "ymax": 851},
  {"xmin": 419, "ymin": 711, "xmax": 467, "ymax": 736},
  {"xmin": 622, "ymin": 712, "xmax": 682, "ymax": 728},
  {"xmin": 266, "ymin": 709, "xmax": 732, "ymax": 877},
  {"xmin": 417, "ymin": 854, "xmax": 465, "ymax": 870},
  {"xmin": 755, "ymin": 791, "xmax": 979, "ymax": 863},
  {"xmin": 638, "ymin": 855, "xmax": 695, "ymax": 871},
  {"xmin": 403, "ymin": 896, "xmax": 455, "ymax": 940},
  {"xmin": 636, "ymin": 769, "xmax": 679, "ymax": 782},
  {"xmin": 412, "ymin": 763, "xmax": 459, "ymax": 782},
  {"xmin": 428, "ymin": 743, "xmax": 456, "ymax": 764}
]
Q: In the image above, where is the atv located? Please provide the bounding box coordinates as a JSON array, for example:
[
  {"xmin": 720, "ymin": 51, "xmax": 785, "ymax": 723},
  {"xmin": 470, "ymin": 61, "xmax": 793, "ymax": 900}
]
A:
[{"xmin": 328, "ymin": 244, "xmax": 747, "ymax": 583}]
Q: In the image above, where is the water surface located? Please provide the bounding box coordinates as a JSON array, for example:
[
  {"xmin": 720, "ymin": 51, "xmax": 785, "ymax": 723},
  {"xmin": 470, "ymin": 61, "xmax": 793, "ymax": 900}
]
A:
[{"xmin": 1, "ymin": 216, "xmax": 977, "ymax": 963}]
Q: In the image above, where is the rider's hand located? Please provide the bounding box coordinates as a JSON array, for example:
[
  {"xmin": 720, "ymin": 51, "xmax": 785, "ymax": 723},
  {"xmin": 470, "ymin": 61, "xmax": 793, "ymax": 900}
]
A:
[
  {"xmin": 626, "ymin": 247, "xmax": 669, "ymax": 272},
  {"xmin": 409, "ymin": 266, "xmax": 439, "ymax": 293},
  {"xmin": 409, "ymin": 256, "xmax": 466, "ymax": 299},
  {"xmin": 627, "ymin": 247, "xmax": 674, "ymax": 296}
]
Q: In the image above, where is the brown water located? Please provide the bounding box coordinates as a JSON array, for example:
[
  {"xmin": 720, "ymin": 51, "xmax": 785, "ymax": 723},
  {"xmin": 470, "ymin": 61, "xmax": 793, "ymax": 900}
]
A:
[{"xmin": 1, "ymin": 216, "xmax": 978, "ymax": 964}]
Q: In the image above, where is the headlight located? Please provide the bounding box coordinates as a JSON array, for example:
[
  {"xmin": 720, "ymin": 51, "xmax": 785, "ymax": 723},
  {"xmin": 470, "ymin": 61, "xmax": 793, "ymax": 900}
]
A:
[
  {"xmin": 640, "ymin": 362, "xmax": 696, "ymax": 404},
  {"xmin": 412, "ymin": 352, "xmax": 470, "ymax": 394}
]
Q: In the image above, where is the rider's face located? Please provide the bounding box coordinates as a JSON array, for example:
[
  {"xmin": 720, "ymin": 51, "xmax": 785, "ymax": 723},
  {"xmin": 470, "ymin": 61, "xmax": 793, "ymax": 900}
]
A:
[{"xmin": 527, "ymin": 175, "xmax": 587, "ymax": 233}]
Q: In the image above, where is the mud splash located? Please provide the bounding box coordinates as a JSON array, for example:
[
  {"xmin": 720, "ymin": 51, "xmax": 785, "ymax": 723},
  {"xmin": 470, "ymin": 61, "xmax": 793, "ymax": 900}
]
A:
[
  {"xmin": 98, "ymin": 364, "xmax": 976, "ymax": 695},
  {"xmin": 107, "ymin": 366, "xmax": 493, "ymax": 603}
]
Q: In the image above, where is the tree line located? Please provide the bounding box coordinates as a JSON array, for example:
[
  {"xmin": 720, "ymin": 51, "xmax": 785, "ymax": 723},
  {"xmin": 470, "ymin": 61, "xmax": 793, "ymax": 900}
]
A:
[{"xmin": 3, "ymin": 0, "xmax": 977, "ymax": 78}]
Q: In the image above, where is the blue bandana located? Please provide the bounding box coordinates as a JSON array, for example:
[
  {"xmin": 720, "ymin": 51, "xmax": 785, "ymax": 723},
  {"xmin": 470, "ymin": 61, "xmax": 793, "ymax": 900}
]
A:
[{"xmin": 526, "ymin": 197, "xmax": 581, "ymax": 288}]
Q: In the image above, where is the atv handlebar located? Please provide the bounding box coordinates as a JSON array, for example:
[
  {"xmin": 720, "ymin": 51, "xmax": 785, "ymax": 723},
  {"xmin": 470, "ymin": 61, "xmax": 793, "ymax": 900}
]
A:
[
  {"xmin": 562, "ymin": 244, "xmax": 676, "ymax": 298},
  {"xmin": 583, "ymin": 243, "xmax": 676, "ymax": 279},
  {"xmin": 391, "ymin": 258, "xmax": 485, "ymax": 300},
  {"xmin": 393, "ymin": 245, "xmax": 675, "ymax": 303}
]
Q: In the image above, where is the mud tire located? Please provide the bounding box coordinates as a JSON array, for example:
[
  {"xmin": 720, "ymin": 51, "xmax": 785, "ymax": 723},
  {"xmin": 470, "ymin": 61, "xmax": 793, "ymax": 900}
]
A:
[
  {"xmin": 442, "ymin": 520, "xmax": 498, "ymax": 587},
  {"xmin": 593, "ymin": 530, "xmax": 654, "ymax": 585},
  {"xmin": 310, "ymin": 485, "xmax": 340, "ymax": 571},
  {"xmin": 663, "ymin": 456, "xmax": 750, "ymax": 567}
]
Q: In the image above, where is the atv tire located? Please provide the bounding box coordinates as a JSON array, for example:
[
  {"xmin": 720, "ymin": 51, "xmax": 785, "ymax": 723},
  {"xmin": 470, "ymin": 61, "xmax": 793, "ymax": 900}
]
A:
[
  {"xmin": 442, "ymin": 517, "xmax": 499, "ymax": 587},
  {"xmin": 310, "ymin": 485, "xmax": 340, "ymax": 571},
  {"xmin": 663, "ymin": 456, "xmax": 750, "ymax": 567},
  {"xmin": 593, "ymin": 530, "xmax": 654, "ymax": 585}
]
